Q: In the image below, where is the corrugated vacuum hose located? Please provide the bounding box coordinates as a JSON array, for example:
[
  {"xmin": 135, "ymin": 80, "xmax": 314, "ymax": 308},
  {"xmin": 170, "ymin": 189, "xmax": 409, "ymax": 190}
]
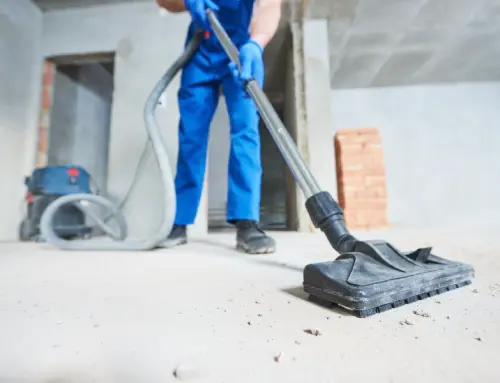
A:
[{"xmin": 39, "ymin": 31, "xmax": 204, "ymax": 251}]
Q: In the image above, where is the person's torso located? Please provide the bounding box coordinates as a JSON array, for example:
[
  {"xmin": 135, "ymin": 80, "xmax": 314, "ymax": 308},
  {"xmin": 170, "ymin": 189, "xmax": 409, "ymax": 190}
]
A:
[{"xmin": 186, "ymin": 0, "xmax": 255, "ymax": 68}]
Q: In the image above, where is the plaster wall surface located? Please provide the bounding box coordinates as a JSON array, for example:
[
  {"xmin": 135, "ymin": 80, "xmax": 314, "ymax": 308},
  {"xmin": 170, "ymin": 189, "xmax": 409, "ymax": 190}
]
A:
[
  {"xmin": 331, "ymin": 82, "xmax": 500, "ymax": 228},
  {"xmin": 0, "ymin": 0, "xmax": 43, "ymax": 240}
]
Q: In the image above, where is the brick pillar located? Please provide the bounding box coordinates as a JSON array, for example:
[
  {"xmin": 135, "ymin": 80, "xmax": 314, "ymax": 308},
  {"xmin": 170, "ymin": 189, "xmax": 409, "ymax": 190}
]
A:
[
  {"xmin": 36, "ymin": 60, "xmax": 54, "ymax": 168},
  {"xmin": 334, "ymin": 128, "xmax": 388, "ymax": 229}
]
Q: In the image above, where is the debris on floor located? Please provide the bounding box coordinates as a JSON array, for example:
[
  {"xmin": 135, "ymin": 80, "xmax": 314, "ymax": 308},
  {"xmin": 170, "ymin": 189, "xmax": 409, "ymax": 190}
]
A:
[
  {"xmin": 413, "ymin": 309, "xmax": 431, "ymax": 318},
  {"xmin": 399, "ymin": 318, "xmax": 415, "ymax": 326},
  {"xmin": 173, "ymin": 363, "xmax": 203, "ymax": 381},
  {"xmin": 304, "ymin": 328, "xmax": 322, "ymax": 336},
  {"xmin": 274, "ymin": 352, "xmax": 284, "ymax": 363},
  {"xmin": 475, "ymin": 336, "xmax": 483, "ymax": 342},
  {"xmin": 473, "ymin": 289, "xmax": 479, "ymax": 294}
]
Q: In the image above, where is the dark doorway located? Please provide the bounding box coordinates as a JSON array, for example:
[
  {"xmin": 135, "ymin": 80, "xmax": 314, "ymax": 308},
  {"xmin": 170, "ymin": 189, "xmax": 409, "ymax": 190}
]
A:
[{"xmin": 46, "ymin": 53, "xmax": 115, "ymax": 195}]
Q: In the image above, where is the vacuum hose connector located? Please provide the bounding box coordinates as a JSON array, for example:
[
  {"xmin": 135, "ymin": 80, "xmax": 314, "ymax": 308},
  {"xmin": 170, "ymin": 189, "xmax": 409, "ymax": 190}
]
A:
[
  {"xmin": 39, "ymin": 31, "xmax": 204, "ymax": 251},
  {"xmin": 305, "ymin": 191, "xmax": 357, "ymax": 254}
]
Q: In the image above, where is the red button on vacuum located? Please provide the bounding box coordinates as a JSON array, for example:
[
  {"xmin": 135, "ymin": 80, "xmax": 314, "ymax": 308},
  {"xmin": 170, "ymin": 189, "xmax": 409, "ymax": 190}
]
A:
[{"xmin": 67, "ymin": 167, "xmax": 79, "ymax": 177}]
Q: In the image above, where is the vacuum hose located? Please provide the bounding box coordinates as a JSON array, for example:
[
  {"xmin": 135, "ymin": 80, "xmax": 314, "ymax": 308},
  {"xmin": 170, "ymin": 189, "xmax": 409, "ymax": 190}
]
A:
[{"xmin": 39, "ymin": 31, "xmax": 204, "ymax": 251}]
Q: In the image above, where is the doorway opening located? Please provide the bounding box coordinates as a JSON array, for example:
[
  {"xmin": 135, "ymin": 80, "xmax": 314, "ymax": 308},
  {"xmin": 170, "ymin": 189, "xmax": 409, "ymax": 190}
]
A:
[{"xmin": 37, "ymin": 52, "xmax": 115, "ymax": 196}]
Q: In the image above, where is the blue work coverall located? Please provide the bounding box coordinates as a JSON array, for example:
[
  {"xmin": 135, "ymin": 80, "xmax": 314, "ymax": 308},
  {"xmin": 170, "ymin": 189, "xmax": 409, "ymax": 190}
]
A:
[{"xmin": 174, "ymin": 0, "xmax": 263, "ymax": 225}]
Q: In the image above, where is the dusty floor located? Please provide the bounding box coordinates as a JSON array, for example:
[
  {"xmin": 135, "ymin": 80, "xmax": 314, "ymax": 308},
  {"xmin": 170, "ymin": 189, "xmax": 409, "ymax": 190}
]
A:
[{"xmin": 0, "ymin": 226, "xmax": 499, "ymax": 383}]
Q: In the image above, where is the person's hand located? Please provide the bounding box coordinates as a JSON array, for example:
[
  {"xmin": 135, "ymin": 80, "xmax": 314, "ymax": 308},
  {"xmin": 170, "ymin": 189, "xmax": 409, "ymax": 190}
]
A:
[
  {"xmin": 184, "ymin": 0, "xmax": 219, "ymax": 30},
  {"xmin": 229, "ymin": 39, "xmax": 265, "ymax": 88}
]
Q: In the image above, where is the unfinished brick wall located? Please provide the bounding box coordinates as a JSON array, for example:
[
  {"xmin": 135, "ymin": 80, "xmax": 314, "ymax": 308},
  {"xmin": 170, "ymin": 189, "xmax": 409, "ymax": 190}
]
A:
[
  {"xmin": 334, "ymin": 128, "xmax": 388, "ymax": 229},
  {"xmin": 36, "ymin": 60, "xmax": 54, "ymax": 167}
]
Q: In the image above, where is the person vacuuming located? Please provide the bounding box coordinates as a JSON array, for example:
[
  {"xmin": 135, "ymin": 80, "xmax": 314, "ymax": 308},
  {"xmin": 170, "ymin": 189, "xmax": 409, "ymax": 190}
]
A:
[{"xmin": 156, "ymin": 0, "xmax": 283, "ymax": 254}]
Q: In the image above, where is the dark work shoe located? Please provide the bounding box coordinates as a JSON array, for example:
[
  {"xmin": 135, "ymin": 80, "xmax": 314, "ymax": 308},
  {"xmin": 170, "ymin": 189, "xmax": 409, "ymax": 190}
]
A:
[
  {"xmin": 235, "ymin": 220, "xmax": 276, "ymax": 255},
  {"xmin": 163, "ymin": 224, "xmax": 187, "ymax": 248}
]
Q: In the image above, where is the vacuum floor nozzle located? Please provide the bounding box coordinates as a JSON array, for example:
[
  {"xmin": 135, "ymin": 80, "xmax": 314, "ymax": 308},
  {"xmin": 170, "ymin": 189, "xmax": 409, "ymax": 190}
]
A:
[{"xmin": 303, "ymin": 239, "xmax": 475, "ymax": 318}]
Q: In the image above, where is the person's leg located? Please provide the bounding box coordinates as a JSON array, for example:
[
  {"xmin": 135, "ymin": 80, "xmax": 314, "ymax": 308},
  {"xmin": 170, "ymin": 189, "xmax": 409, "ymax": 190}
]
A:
[
  {"xmin": 221, "ymin": 74, "xmax": 275, "ymax": 254},
  {"xmin": 165, "ymin": 59, "xmax": 220, "ymax": 247}
]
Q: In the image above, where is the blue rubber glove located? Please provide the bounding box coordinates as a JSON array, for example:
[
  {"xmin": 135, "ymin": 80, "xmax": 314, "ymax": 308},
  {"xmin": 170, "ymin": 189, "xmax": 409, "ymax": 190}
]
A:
[
  {"xmin": 229, "ymin": 39, "xmax": 265, "ymax": 88},
  {"xmin": 184, "ymin": 0, "xmax": 219, "ymax": 30}
]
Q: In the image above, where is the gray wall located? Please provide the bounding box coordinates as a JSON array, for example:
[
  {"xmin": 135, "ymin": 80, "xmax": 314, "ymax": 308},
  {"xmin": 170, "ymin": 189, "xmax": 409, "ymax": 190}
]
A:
[
  {"xmin": 331, "ymin": 82, "xmax": 500, "ymax": 228},
  {"xmin": 0, "ymin": 0, "xmax": 43, "ymax": 240}
]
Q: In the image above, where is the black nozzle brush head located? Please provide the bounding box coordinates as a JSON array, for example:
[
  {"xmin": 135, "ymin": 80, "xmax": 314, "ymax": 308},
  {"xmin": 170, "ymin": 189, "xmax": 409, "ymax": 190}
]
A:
[
  {"xmin": 303, "ymin": 239, "xmax": 475, "ymax": 318},
  {"xmin": 303, "ymin": 191, "xmax": 475, "ymax": 318}
]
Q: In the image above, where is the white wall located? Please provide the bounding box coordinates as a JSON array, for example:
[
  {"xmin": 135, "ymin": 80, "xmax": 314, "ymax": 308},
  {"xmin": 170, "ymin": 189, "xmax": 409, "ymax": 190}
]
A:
[
  {"xmin": 0, "ymin": 0, "xmax": 43, "ymax": 240},
  {"xmin": 42, "ymin": 2, "xmax": 231, "ymax": 238},
  {"xmin": 331, "ymin": 82, "xmax": 500, "ymax": 228}
]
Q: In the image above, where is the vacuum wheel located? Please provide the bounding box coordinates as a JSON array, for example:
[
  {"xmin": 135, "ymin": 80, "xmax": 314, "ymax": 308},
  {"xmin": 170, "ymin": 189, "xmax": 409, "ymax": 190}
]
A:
[{"xmin": 18, "ymin": 220, "xmax": 31, "ymax": 242}]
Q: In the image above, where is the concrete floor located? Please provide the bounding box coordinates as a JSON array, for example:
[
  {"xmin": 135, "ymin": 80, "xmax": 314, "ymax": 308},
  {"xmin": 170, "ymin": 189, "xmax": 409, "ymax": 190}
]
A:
[{"xmin": 0, "ymin": 227, "xmax": 499, "ymax": 382}]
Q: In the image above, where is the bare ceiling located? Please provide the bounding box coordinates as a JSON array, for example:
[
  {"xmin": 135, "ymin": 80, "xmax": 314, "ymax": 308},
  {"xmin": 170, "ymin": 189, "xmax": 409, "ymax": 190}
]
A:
[
  {"xmin": 33, "ymin": 0, "xmax": 500, "ymax": 89},
  {"xmin": 307, "ymin": 0, "xmax": 500, "ymax": 88}
]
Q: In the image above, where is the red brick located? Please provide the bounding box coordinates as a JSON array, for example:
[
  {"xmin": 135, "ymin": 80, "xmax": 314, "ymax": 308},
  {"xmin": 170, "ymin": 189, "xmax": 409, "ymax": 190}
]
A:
[
  {"xmin": 342, "ymin": 199, "xmax": 387, "ymax": 211},
  {"xmin": 43, "ymin": 61, "xmax": 54, "ymax": 86},
  {"xmin": 41, "ymin": 87, "xmax": 51, "ymax": 109},
  {"xmin": 337, "ymin": 144, "xmax": 364, "ymax": 157},
  {"xmin": 336, "ymin": 127, "xmax": 379, "ymax": 136},
  {"xmin": 334, "ymin": 127, "xmax": 388, "ymax": 229}
]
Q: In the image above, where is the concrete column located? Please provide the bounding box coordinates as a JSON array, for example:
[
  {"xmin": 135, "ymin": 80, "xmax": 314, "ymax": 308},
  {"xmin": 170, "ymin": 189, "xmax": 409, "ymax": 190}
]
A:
[
  {"xmin": 290, "ymin": 18, "xmax": 336, "ymax": 232},
  {"xmin": 302, "ymin": 19, "xmax": 337, "ymax": 203},
  {"xmin": 288, "ymin": 20, "xmax": 310, "ymax": 232}
]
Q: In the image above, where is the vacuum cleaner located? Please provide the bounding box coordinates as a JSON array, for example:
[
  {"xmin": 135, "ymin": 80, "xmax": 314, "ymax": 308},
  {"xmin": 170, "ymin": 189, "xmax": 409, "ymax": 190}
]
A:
[
  {"xmin": 39, "ymin": 11, "xmax": 475, "ymax": 318},
  {"xmin": 19, "ymin": 165, "xmax": 93, "ymax": 241}
]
